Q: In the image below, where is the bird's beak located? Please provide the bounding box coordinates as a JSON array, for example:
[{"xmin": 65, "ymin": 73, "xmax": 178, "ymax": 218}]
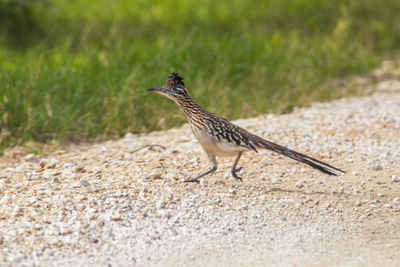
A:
[{"xmin": 146, "ymin": 87, "xmax": 167, "ymax": 94}]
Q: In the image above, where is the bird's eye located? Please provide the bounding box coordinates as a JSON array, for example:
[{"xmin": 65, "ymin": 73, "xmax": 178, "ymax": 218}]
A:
[{"xmin": 174, "ymin": 87, "xmax": 182, "ymax": 92}]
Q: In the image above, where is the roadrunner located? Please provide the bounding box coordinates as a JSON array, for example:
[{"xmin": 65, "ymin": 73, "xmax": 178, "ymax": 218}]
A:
[{"xmin": 147, "ymin": 72, "xmax": 345, "ymax": 182}]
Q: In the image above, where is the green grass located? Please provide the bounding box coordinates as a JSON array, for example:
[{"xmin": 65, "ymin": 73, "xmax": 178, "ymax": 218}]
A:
[{"xmin": 1, "ymin": 0, "xmax": 400, "ymax": 150}]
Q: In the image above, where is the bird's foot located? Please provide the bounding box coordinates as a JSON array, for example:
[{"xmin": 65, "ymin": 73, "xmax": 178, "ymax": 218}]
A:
[{"xmin": 231, "ymin": 167, "xmax": 243, "ymax": 182}]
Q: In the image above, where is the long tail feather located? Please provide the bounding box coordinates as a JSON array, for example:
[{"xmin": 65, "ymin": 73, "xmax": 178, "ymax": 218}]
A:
[{"xmin": 250, "ymin": 134, "xmax": 345, "ymax": 176}]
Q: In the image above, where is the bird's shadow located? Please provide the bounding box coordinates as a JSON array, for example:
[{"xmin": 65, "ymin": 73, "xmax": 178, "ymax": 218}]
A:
[
  {"xmin": 236, "ymin": 184, "xmax": 330, "ymax": 196},
  {"xmin": 270, "ymin": 187, "xmax": 328, "ymax": 196}
]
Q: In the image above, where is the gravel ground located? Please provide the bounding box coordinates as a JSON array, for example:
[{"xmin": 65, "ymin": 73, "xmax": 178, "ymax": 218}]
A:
[{"xmin": 1, "ymin": 69, "xmax": 400, "ymax": 266}]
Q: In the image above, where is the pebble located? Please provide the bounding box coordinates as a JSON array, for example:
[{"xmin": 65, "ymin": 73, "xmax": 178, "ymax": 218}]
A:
[
  {"xmin": 157, "ymin": 209, "xmax": 172, "ymax": 219},
  {"xmin": 47, "ymin": 159, "xmax": 59, "ymax": 169},
  {"xmin": 391, "ymin": 175, "xmax": 400, "ymax": 182},
  {"xmin": 200, "ymin": 179, "xmax": 208, "ymax": 186},
  {"xmin": 88, "ymin": 234, "xmax": 99, "ymax": 243},
  {"xmin": 74, "ymin": 165, "xmax": 85, "ymax": 173},
  {"xmin": 156, "ymin": 199, "xmax": 166, "ymax": 210},
  {"xmin": 261, "ymin": 159, "xmax": 271, "ymax": 167},
  {"xmin": 111, "ymin": 213, "xmax": 122, "ymax": 221},
  {"xmin": 270, "ymin": 177, "xmax": 282, "ymax": 184},
  {"xmin": 295, "ymin": 181, "xmax": 304, "ymax": 188},
  {"xmin": 39, "ymin": 159, "xmax": 47, "ymax": 168},
  {"xmin": 374, "ymin": 165, "xmax": 383, "ymax": 171},
  {"xmin": 79, "ymin": 179, "xmax": 91, "ymax": 187},
  {"xmin": 146, "ymin": 172, "xmax": 162, "ymax": 180}
]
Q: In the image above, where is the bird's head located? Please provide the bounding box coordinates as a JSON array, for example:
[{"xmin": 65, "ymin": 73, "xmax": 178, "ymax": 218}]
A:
[{"xmin": 146, "ymin": 72, "xmax": 190, "ymax": 103}]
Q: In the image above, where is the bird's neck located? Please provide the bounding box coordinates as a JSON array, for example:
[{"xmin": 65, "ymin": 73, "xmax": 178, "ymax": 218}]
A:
[{"xmin": 175, "ymin": 96, "xmax": 210, "ymax": 123}]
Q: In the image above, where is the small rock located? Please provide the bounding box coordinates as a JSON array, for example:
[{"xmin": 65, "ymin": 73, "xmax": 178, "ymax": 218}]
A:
[
  {"xmin": 25, "ymin": 153, "xmax": 36, "ymax": 160},
  {"xmin": 28, "ymin": 197, "xmax": 38, "ymax": 204},
  {"xmin": 279, "ymin": 199, "xmax": 295, "ymax": 205},
  {"xmin": 42, "ymin": 216, "xmax": 51, "ymax": 224},
  {"xmin": 34, "ymin": 223, "xmax": 43, "ymax": 230},
  {"xmin": 200, "ymin": 179, "xmax": 208, "ymax": 187},
  {"xmin": 93, "ymin": 167, "xmax": 101, "ymax": 174},
  {"xmin": 228, "ymin": 189, "xmax": 237, "ymax": 195},
  {"xmin": 59, "ymin": 225, "xmax": 72, "ymax": 235},
  {"xmin": 0, "ymin": 233, "xmax": 3, "ymax": 244},
  {"xmin": 214, "ymin": 178, "xmax": 225, "ymax": 185},
  {"xmin": 374, "ymin": 165, "xmax": 383, "ymax": 171},
  {"xmin": 391, "ymin": 175, "xmax": 400, "ymax": 182},
  {"xmin": 74, "ymin": 165, "xmax": 85, "ymax": 173},
  {"xmin": 295, "ymin": 181, "xmax": 304, "ymax": 188},
  {"xmin": 88, "ymin": 234, "xmax": 99, "ymax": 243},
  {"xmin": 185, "ymin": 185, "xmax": 193, "ymax": 192},
  {"xmin": 261, "ymin": 159, "xmax": 271, "ymax": 167},
  {"xmin": 157, "ymin": 209, "xmax": 171, "ymax": 219},
  {"xmin": 123, "ymin": 132, "xmax": 135, "ymax": 140},
  {"xmin": 146, "ymin": 172, "xmax": 162, "ymax": 180},
  {"xmin": 72, "ymin": 182, "xmax": 82, "ymax": 188},
  {"xmin": 239, "ymin": 204, "xmax": 249, "ymax": 211},
  {"xmin": 80, "ymin": 179, "xmax": 90, "ymax": 187},
  {"xmin": 39, "ymin": 159, "xmax": 47, "ymax": 168},
  {"xmin": 75, "ymin": 203, "xmax": 85, "ymax": 211},
  {"xmin": 270, "ymin": 177, "xmax": 281, "ymax": 184},
  {"xmin": 392, "ymin": 198, "xmax": 400, "ymax": 204},
  {"xmin": 370, "ymin": 199, "xmax": 380, "ymax": 204},
  {"xmin": 156, "ymin": 199, "xmax": 166, "ymax": 210},
  {"xmin": 352, "ymin": 171, "xmax": 360, "ymax": 176},
  {"xmin": 47, "ymin": 159, "xmax": 59, "ymax": 169},
  {"xmin": 149, "ymin": 233, "xmax": 160, "ymax": 240},
  {"xmin": 111, "ymin": 213, "xmax": 121, "ymax": 221}
]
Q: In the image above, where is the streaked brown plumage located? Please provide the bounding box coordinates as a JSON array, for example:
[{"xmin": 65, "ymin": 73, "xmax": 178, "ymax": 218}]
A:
[{"xmin": 147, "ymin": 72, "xmax": 345, "ymax": 182}]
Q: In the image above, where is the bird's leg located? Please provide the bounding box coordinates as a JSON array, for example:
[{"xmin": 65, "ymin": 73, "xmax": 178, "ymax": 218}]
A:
[
  {"xmin": 185, "ymin": 151, "xmax": 217, "ymax": 183},
  {"xmin": 231, "ymin": 152, "xmax": 243, "ymax": 181}
]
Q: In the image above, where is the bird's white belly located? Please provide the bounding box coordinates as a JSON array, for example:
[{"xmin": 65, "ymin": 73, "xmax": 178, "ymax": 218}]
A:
[{"xmin": 192, "ymin": 129, "xmax": 247, "ymax": 157}]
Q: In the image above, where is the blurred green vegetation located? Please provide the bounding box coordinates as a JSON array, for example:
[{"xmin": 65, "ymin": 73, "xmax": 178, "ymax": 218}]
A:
[{"xmin": 1, "ymin": 0, "xmax": 400, "ymax": 150}]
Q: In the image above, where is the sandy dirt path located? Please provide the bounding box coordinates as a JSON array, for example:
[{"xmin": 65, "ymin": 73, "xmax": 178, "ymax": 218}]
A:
[{"xmin": 1, "ymin": 69, "xmax": 400, "ymax": 266}]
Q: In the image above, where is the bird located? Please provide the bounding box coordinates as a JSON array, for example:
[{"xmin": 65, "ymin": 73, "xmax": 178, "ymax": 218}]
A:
[{"xmin": 147, "ymin": 72, "xmax": 345, "ymax": 183}]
